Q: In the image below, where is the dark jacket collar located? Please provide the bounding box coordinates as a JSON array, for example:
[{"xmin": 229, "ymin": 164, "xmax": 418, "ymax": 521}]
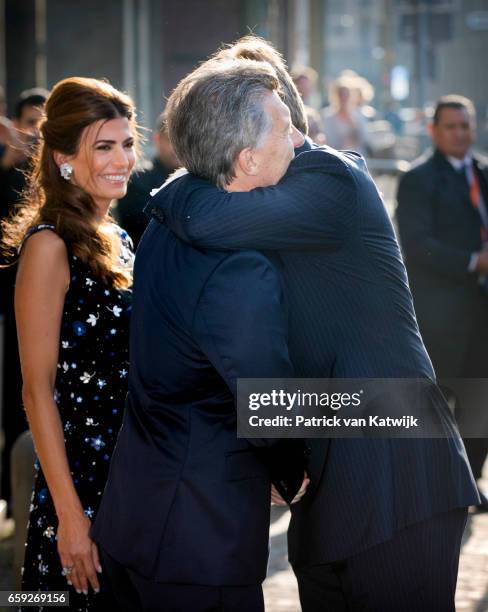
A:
[{"xmin": 432, "ymin": 148, "xmax": 488, "ymax": 173}]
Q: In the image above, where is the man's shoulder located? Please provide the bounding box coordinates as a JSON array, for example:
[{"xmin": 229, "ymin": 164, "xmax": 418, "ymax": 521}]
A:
[
  {"xmin": 410, "ymin": 148, "xmax": 440, "ymax": 170},
  {"xmin": 135, "ymin": 220, "xmax": 233, "ymax": 295},
  {"xmin": 401, "ymin": 149, "xmax": 439, "ymax": 184},
  {"xmin": 474, "ymin": 150, "xmax": 488, "ymax": 172},
  {"xmin": 139, "ymin": 218, "xmax": 270, "ymax": 273},
  {"xmin": 152, "ymin": 170, "xmax": 208, "ymax": 199},
  {"xmin": 290, "ymin": 145, "xmax": 361, "ymax": 177}
]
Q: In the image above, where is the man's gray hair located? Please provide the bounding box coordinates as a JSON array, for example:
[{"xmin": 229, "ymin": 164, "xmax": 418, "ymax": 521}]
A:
[
  {"xmin": 166, "ymin": 58, "xmax": 280, "ymax": 188},
  {"xmin": 215, "ymin": 35, "xmax": 308, "ymax": 135}
]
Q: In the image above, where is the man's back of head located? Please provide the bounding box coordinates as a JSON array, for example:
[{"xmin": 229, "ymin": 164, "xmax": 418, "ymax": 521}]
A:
[
  {"xmin": 214, "ymin": 35, "xmax": 308, "ymax": 136},
  {"xmin": 166, "ymin": 58, "xmax": 303, "ymax": 191}
]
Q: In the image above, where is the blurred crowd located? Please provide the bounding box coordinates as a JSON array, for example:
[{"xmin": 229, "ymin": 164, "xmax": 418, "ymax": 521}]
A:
[{"xmin": 290, "ymin": 65, "xmax": 432, "ymax": 161}]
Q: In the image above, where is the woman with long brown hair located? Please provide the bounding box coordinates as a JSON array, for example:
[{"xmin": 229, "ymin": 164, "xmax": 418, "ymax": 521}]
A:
[{"xmin": 1, "ymin": 76, "xmax": 137, "ymax": 609}]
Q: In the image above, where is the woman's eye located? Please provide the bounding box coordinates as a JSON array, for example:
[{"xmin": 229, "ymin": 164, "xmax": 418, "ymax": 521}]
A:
[
  {"xmin": 96, "ymin": 145, "xmax": 111, "ymax": 151},
  {"xmin": 124, "ymin": 141, "xmax": 134, "ymax": 149}
]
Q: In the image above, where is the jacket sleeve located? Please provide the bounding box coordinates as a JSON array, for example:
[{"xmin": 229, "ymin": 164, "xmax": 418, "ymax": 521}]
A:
[
  {"xmin": 396, "ymin": 170, "xmax": 473, "ymax": 281},
  {"xmin": 160, "ymin": 155, "xmax": 357, "ymax": 251},
  {"xmin": 193, "ymin": 251, "xmax": 294, "ymax": 398},
  {"xmin": 192, "ymin": 251, "xmax": 306, "ymax": 500}
]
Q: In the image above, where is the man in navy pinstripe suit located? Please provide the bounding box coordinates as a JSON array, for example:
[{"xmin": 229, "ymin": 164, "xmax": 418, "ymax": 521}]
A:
[
  {"xmin": 93, "ymin": 61, "xmax": 308, "ymax": 612},
  {"xmin": 147, "ymin": 41, "xmax": 480, "ymax": 611}
]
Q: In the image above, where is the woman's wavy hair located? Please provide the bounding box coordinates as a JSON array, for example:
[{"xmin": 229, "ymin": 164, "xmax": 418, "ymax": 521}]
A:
[{"xmin": 1, "ymin": 76, "xmax": 139, "ymax": 289}]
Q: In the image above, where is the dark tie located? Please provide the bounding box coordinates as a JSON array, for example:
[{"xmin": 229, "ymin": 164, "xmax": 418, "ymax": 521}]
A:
[{"xmin": 458, "ymin": 162, "xmax": 470, "ymax": 188}]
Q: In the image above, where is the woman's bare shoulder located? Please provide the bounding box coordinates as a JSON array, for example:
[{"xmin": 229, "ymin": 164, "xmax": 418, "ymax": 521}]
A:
[{"xmin": 20, "ymin": 228, "xmax": 67, "ymax": 261}]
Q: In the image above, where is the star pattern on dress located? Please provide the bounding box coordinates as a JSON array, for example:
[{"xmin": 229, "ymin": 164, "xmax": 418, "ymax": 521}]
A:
[
  {"xmin": 84, "ymin": 507, "xmax": 95, "ymax": 519},
  {"xmin": 86, "ymin": 435, "xmax": 106, "ymax": 451}
]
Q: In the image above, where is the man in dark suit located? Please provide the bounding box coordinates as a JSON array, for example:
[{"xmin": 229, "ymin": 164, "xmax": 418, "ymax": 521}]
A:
[
  {"xmin": 397, "ymin": 95, "xmax": 488, "ymax": 510},
  {"xmin": 114, "ymin": 111, "xmax": 179, "ymax": 248},
  {"xmin": 149, "ymin": 45, "xmax": 480, "ymax": 610},
  {"xmin": 92, "ymin": 60, "xmax": 306, "ymax": 612}
]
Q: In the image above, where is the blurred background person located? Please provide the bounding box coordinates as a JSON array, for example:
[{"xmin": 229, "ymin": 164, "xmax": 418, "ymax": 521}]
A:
[
  {"xmin": 0, "ymin": 88, "xmax": 48, "ymax": 516},
  {"xmin": 0, "ymin": 88, "xmax": 48, "ymax": 224},
  {"xmin": 291, "ymin": 65, "xmax": 319, "ymax": 109},
  {"xmin": 397, "ymin": 95, "xmax": 488, "ymax": 512},
  {"xmin": 305, "ymin": 106, "xmax": 326, "ymax": 145},
  {"xmin": 1, "ymin": 76, "xmax": 136, "ymax": 608},
  {"xmin": 115, "ymin": 110, "xmax": 179, "ymax": 248},
  {"xmin": 345, "ymin": 70, "xmax": 376, "ymax": 121},
  {"xmin": 0, "ymin": 86, "xmax": 6, "ymax": 117},
  {"xmin": 321, "ymin": 74, "xmax": 369, "ymax": 155},
  {"xmin": 0, "ymin": 86, "xmax": 11, "ymax": 158}
]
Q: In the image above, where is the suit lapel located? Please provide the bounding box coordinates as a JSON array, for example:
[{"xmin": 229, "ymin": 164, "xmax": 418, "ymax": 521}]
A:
[{"xmin": 433, "ymin": 150, "xmax": 472, "ymax": 207}]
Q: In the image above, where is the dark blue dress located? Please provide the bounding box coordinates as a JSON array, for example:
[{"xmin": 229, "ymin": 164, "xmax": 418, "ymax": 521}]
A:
[{"xmin": 20, "ymin": 224, "xmax": 132, "ymax": 611}]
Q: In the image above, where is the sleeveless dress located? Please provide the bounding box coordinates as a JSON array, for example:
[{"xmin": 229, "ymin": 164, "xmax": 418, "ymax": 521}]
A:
[{"xmin": 20, "ymin": 224, "xmax": 133, "ymax": 611}]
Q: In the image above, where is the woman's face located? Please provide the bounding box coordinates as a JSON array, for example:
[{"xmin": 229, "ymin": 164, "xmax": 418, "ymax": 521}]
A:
[
  {"xmin": 337, "ymin": 86, "xmax": 351, "ymax": 107},
  {"xmin": 67, "ymin": 116, "xmax": 136, "ymax": 216}
]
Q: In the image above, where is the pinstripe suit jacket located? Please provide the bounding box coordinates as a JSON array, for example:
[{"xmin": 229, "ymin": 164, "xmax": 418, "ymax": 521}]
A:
[{"xmin": 147, "ymin": 144, "xmax": 479, "ymax": 566}]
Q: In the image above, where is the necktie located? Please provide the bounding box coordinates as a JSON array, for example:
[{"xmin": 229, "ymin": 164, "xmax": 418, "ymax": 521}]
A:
[
  {"xmin": 467, "ymin": 164, "xmax": 481, "ymax": 209},
  {"xmin": 461, "ymin": 163, "xmax": 488, "ymax": 240}
]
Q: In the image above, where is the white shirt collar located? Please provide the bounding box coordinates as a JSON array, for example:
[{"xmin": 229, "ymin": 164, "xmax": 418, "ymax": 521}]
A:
[{"xmin": 447, "ymin": 153, "xmax": 472, "ymax": 171}]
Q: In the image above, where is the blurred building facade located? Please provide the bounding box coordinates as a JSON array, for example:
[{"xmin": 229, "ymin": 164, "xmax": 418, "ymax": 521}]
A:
[
  {"xmin": 1, "ymin": 0, "xmax": 487, "ymax": 147},
  {"xmin": 1, "ymin": 0, "xmax": 292, "ymax": 132},
  {"xmin": 308, "ymin": 0, "xmax": 488, "ymax": 149}
]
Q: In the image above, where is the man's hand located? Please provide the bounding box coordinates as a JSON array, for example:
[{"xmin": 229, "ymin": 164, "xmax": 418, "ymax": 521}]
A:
[{"xmin": 271, "ymin": 473, "xmax": 310, "ymax": 506}]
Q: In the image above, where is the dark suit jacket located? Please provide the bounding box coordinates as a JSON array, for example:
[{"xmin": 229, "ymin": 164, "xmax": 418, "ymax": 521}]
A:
[
  {"xmin": 396, "ymin": 149, "xmax": 488, "ymax": 377},
  {"xmin": 147, "ymin": 144, "xmax": 479, "ymax": 567},
  {"xmin": 92, "ymin": 218, "xmax": 303, "ymax": 585}
]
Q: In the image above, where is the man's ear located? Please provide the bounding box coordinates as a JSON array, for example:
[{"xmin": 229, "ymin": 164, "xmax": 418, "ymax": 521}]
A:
[
  {"xmin": 236, "ymin": 147, "xmax": 259, "ymax": 177},
  {"xmin": 427, "ymin": 121, "xmax": 434, "ymax": 139}
]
